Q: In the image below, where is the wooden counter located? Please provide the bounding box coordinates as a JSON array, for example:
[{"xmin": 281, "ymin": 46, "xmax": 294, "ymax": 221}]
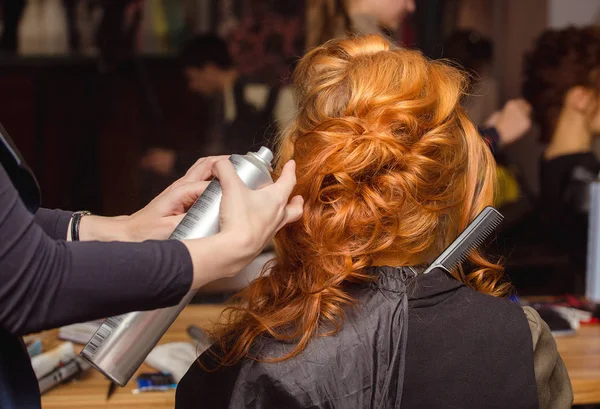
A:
[
  {"xmin": 41, "ymin": 305, "xmax": 224, "ymax": 409},
  {"xmin": 41, "ymin": 305, "xmax": 600, "ymax": 407},
  {"xmin": 555, "ymin": 325, "xmax": 600, "ymax": 405}
]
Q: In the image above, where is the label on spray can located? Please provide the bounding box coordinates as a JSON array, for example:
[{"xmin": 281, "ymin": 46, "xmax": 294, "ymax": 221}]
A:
[
  {"xmin": 83, "ymin": 315, "xmax": 125, "ymax": 357},
  {"xmin": 170, "ymin": 156, "xmax": 251, "ymax": 241},
  {"xmin": 170, "ymin": 181, "xmax": 222, "ymax": 241}
]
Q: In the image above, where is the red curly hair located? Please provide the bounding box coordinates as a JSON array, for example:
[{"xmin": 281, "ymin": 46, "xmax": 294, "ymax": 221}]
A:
[{"xmin": 210, "ymin": 35, "xmax": 509, "ymax": 366}]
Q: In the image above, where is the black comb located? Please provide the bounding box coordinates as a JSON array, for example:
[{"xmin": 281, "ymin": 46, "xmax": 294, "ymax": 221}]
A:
[{"xmin": 422, "ymin": 206, "xmax": 503, "ymax": 275}]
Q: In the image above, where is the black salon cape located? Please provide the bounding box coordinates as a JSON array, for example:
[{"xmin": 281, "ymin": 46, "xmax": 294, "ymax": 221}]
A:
[{"xmin": 176, "ymin": 267, "xmax": 539, "ymax": 409}]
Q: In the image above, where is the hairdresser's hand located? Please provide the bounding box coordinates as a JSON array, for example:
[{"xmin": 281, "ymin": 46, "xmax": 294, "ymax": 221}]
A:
[
  {"xmin": 126, "ymin": 156, "xmax": 231, "ymax": 241},
  {"xmin": 216, "ymin": 159, "xmax": 303, "ymax": 266},
  {"xmin": 77, "ymin": 156, "xmax": 228, "ymax": 242},
  {"xmin": 140, "ymin": 148, "xmax": 177, "ymax": 175},
  {"xmin": 181, "ymin": 159, "xmax": 303, "ymax": 289},
  {"xmin": 486, "ymin": 99, "xmax": 532, "ymax": 147}
]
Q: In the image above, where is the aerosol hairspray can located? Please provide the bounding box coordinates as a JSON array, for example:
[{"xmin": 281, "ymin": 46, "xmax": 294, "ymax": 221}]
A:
[{"xmin": 81, "ymin": 147, "xmax": 274, "ymax": 386}]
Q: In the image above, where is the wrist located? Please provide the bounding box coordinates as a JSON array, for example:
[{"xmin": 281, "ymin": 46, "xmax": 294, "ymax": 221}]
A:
[
  {"xmin": 545, "ymin": 134, "xmax": 592, "ymax": 160},
  {"xmin": 184, "ymin": 231, "xmax": 257, "ymax": 289},
  {"xmin": 546, "ymin": 113, "xmax": 593, "ymax": 160},
  {"xmin": 78, "ymin": 215, "xmax": 135, "ymax": 242},
  {"xmin": 495, "ymin": 124, "xmax": 513, "ymax": 147}
]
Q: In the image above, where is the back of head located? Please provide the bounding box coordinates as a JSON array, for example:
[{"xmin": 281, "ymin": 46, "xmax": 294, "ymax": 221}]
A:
[
  {"xmin": 523, "ymin": 26, "xmax": 600, "ymax": 141},
  {"xmin": 180, "ymin": 34, "xmax": 232, "ymax": 70},
  {"xmin": 278, "ymin": 34, "xmax": 499, "ymax": 269},
  {"xmin": 215, "ymin": 35, "xmax": 506, "ymax": 366}
]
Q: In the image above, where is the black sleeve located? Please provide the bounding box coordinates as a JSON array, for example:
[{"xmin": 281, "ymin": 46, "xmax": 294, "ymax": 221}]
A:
[
  {"xmin": 478, "ymin": 126, "xmax": 500, "ymax": 156},
  {"xmin": 34, "ymin": 208, "xmax": 72, "ymax": 240},
  {"xmin": 540, "ymin": 152, "xmax": 600, "ymax": 261},
  {"xmin": 0, "ymin": 162, "xmax": 193, "ymax": 336}
]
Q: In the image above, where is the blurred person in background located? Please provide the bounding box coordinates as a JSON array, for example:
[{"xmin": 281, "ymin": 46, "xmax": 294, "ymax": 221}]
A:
[
  {"xmin": 442, "ymin": 30, "xmax": 532, "ymax": 153},
  {"xmin": 443, "ymin": 29, "xmax": 532, "ymax": 209},
  {"xmin": 140, "ymin": 34, "xmax": 295, "ymax": 180},
  {"xmin": 523, "ymin": 26, "xmax": 600, "ymax": 292},
  {"xmin": 481, "ymin": 99, "xmax": 532, "ymax": 154},
  {"xmin": 443, "ymin": 29, "xmax": 498, "ymax": 126},
  {"xmin": 305, "ymin": 0, "xmax": 416, "ymax": 49},
  {"xmin": 481, "ymin": 99, "xmax": 533, "ymax": 212}
]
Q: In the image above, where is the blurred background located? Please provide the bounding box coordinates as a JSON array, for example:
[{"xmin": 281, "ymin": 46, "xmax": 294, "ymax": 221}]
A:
[{"xmin": 2, "ymin": 0, "xmax": 600, "ymax": 295}]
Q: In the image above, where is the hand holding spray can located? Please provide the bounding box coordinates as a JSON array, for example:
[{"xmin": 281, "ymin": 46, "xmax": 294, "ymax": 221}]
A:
[{"xmin": 81, "ymin": 147, "xmax": 274, "ymax": 386}]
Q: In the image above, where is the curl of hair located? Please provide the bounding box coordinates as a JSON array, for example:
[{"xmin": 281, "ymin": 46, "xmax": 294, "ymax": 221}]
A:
[
  {"xmin": 523, "ymin": 26, "xmax": 600, "ymax": 142},
  {"xmin": 209, "ymin": 35, "xmax": 509, "ymax": 367}
]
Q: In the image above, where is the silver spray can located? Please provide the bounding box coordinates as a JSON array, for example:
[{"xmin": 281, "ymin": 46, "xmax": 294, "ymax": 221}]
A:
[{"xmin": 81, "ymin": 147, "xmax": 274, "ymax": 386}]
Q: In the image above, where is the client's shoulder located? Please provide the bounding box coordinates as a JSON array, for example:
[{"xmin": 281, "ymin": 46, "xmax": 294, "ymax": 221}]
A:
[
  {"xmin": 408, "ymin": 269, "xmax": 528, "ymax": 329},
  {"xmin": 521, "ymin": 306, "xmax": 551, "ymax": 345},
  {"xmin": 454, "ymin": 279, "xmax": 526, "ymax": 318},
  {"xmin": 452, "ymin": 285, "xmax": 533, "ymax": 343}
]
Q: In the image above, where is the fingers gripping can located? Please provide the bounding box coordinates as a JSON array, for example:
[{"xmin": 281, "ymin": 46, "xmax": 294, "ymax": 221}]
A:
[{"xmin": 81, "ymin": 147, "xmax": 274, "ymax": 386}]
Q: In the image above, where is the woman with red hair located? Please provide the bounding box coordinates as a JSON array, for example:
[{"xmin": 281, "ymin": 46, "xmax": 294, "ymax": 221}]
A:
[{"xmin": 176, "ymin": 35, "xmax": 572, "ymax": 409}]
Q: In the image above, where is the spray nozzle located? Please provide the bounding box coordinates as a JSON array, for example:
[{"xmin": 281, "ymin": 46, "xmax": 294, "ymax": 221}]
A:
[{"xmin": 255, "ymin": 147, "xmax": 274, "ymax": 165}]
